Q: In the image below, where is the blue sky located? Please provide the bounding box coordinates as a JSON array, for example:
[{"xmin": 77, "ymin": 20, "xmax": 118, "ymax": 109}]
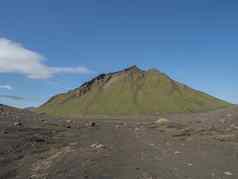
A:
[{"xmin": 0, "ymin": 0, "xmax": 237, "ymax": 107}]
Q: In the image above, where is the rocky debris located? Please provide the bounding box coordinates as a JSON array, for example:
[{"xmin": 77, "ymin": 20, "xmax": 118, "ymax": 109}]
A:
[
  {"xmin": 90, "ymin": 143, "xmax": 105, "ymax": 150},
  {"xmin": 147, "ymin": 124, "xmax": 158, "ymax": 129},
  {"xmin": 1, "ymin": 129, "xmax": 8, "ymax": 134},
  {"xmin": 86, "ymin": 122, "xmax": 96, "ymax": 127},
  {"xmin": 134, "ymin": 127, "xmax": 141, "ymax": 132},
  {"xmin": 13, "ymin": 121, "xmax": 22, "ymax": 127},
  {"xmin": 66, "ymin": 125, "xmax": 71, "ymax": 129},
  {"xmin": 115, "ymin": 125, "xmax": 121, "ymax": 129},
  {"xmin": 66, "ymin": 120, "xmax": 72, "ymax": 123},
  {"xmin": 219, "ymin": 118, "xmax": 226, "ymax": 124},
  {"xmin": 115, "ymin": 122, "xmax": 128, "ymax": 129},
  {"xmin": 172, "ymin": 128, "xmax": 193, "ymax": 137},
  {"xmin": 122, "ymin": 122, "xmax": 127, "ymax": 126},
  {"xmin": 214, "ymin": 134, "xmax": 236, "ymax": 142},
  {"xmin": 30, "ymin": 135, "xmax": 47, "ymax": 143},
  {"xmin": 64, "ymin": 120, "xmax": 73, "ymax": 128},
  {"xmin": 40, "ymin": 118, "xmax": 46, "ymax": 122},
  {"xmin": 90, "ymin": 122, "xmax": 96, "ymax": 127},
  {"xmin": 30, "ymin": 146, "xmax": 74, "ymax": 179},
  {"xmin": 155, "ymin": 118, "xmax": 169, "ymax": 124},
  {"xmin": 174, "ymin": 151, "xmax": 182, "ymax": 155},
  {"xmin": 165, "ymin": 122, "xmax": 186, "ymax": 130},
  {"xmin": 230, "ymin": 124, "xmax": 238, "ymax": 130},
  {"xmin": 224, "ymin": 171, "xmax": 233, "ymax": 176},
  {"xmin": 1, "ymin": 105, "xmax": 238, "ymax": 179}
]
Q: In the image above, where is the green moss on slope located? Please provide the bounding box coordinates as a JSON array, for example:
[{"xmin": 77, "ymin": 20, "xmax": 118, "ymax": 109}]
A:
[{"xmin": 36, "ymin": 66, "xmax": 232, "ymax": 117}]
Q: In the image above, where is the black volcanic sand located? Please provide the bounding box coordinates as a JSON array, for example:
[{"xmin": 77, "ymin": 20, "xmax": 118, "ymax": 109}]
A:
[{"xmin": 0, "ymin": 106, "xmax": 238, "ymax": 179}]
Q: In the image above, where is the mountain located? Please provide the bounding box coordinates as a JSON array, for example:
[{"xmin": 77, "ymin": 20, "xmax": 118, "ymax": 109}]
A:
[
  {"xmin": 36, "ymin": 66, "xmax": 232, "ymax": 117},
  {"xmin": 24, "ymin": 107, "xmax": 36, "ymax": 111},
  {"xmin": 0, "ymin": 104, "xmax": 22, "ymax": 112}
]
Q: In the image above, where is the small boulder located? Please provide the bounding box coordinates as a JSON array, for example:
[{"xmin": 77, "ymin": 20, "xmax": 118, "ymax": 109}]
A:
[
  {"xmin": 40, "ymin": 118, "xmax": 46, "ymax": 122},
  {"xmin": 1, "ymin": 129, "xmax": 8, "ymax": 134},
  {"xmin": 95, "ymin": 144, "xmax": 105, "ymax": 149},
  {"xmin": 66, "ymin": 120, "xmax": 72, "ymax": 123},
  {"xmin": 90, "ymin": 143, "xmax": 105, "ymax": 149},
  {"xmin": 219, "ymin": 118, "xmax": 226, "ymax": 124},
  {"xmin": 87, "ymin": 122, "xmax": 96, "ymax": 127},
  {"xmin": 215, "ymin": 135, "xmax": 235, "ymax": 142},
  {"xmin": 174, "ymin": 151, "xmax": 182, "ymax": 155},
  {"xmin": 66, "ymin": 125, "xmax": 71, "ymax": 129},
  {"xmin": 115, "ymin": 125, "xmax": 121, "ymax": 129},
  {"xmin": 30, "ymin": 135, "xmax": 46, "ymax": 143},
  {"xmin": 155, "ymin": 118, "xmax": 169, "ymax": 124},
  {"xmin": 230, "ymin": 124, "xmax": 238, "ymax": 130},
  {"xmin": 224, "ymin": 171, "xmax": 233, "ymax": 176},
  {"xmin": 14, "ymin": 121, "xmax": 22, "ymax": 127}
]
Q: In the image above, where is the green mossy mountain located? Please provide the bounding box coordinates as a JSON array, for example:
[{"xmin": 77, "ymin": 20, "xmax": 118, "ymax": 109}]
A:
[{"xmin": 37, "ymin": 66, "xmax": 232, "ymax": 117}]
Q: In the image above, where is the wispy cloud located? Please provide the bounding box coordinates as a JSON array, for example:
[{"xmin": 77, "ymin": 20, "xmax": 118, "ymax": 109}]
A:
[
  {"xmin": 0, "ymin": 38, "xmax": 91, "ymax": 79},
  {"xmin": 0, "ymin": 95, "xmax": 25, "ymax": 100},
  {"xmin": 0, "ymin": 85, "xmax": 12, "ymax": 90}
]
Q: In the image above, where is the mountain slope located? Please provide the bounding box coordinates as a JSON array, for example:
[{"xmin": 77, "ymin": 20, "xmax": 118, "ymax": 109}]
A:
[{"xmin": 37, "ymin": 66, "xmax": 232, "ymax": 117}]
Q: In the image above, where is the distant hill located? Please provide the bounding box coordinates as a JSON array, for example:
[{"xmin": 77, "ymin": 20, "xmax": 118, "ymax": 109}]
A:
[
  {"xmin": 0, "ymin": 104, "xmax": 24, "ymax": 115},
  {"xmin": 24, "ymin": 107, "xmax": 36, "ymax": 111},
  {"xmin": 36, "ymin": 66, "xmax": 232, "ymax": 117}
]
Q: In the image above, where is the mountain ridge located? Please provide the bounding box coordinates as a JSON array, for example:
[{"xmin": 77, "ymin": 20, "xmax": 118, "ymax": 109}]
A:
[{"xmin": 37, "ymin": 66, "xmax": 232, "ymax": 117}]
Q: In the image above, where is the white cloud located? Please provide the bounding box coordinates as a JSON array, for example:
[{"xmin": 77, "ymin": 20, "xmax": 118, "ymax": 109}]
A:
[
  {"xmin": 0, "ymin": 85, "xmax": 12, "ymax": 90},
  {"xmin": 0, "ymin": 38, "xmax": 91, "ymax": 79},
  {"xmin": 0, "ymin": 95, "xmax": 24, "ymax": 100}
]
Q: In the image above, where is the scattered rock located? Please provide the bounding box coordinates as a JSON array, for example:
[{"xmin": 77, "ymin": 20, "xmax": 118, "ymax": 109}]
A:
[
  {"xmin": 87, "ymin": 122, "xmax": 96, "ymax": 127},
  {"xmin": 166, "ymin": 122, "xmax": 186, "ymax": 129},
  {"xmin": 69, "ymin": 142, "xmax": 78, "ymax": 146},
  {"xmin": 215, "ymin": 135, "xmax": 236, "ymax": 142},
  {"xmin": 136, "ymin": 122, "xmax": 142, "ymax": 126},
  {"xmin": 14, "ymin": 121, "xmax": 22, "ymax": 127},
  {"xmin": 115, "ymin": 125, "xmax": 121, "ymax": 129},
  {"xmin": 122, "ymin": 122, "xmax": 127, "ymax": 126},
  {"xmin": 91, "ymin": 122, "xmax": 96, "ymax": 127},
  {"xmin": 90, "ymin": 143, "xmax": 105, "ymax": 149},
  {"xmin": 224, "ymin": 171, "xmax": 233, "ymax": 176},
  {"xmin": 134, "ymin": 127, "xmax": 140, "ymax": 132},
  {"xmin": 155, "ymin": 118, "xmax": 169, "ymax": 124},
  {"xmin": 173, "ymin": 128, "xmax": 192, "ymax": 137},
  {"xmin": 66, "ymin": 120, "xmax": 72, "ymax": 123},
  {"xmin": 29, "ymin": 135, "xmax": 47, "ymax": 143},
  {"xmin": 219, "ymin": 118, "xmax": 226, "ymax": 124},
  {"xmin": 230, "ymin": 124, "xmax": 238, "ymax": 130},
  {"xmin": 40, "ymin": 118, "xmax": 46, "ymax": 122},
  {"xmin": 115, "ymin": 122, "xmax": 127, "ymax": 128},
  {"xmin": 147, "ymin": 124, "xmax": 159, "ymax": 129},
  {"xmin": 211, "ymin": 172, "xmax": 216, "ymax": 177},
  {"xmin": 95, "ymin": 144, "xmax": 105, "ymax": 149},
  {"xmin": 174, "ymin": 151, "xmax": 182, "ymax": 155},
  {"xmin": 195, "ymin": 120, "xmax": 202, "ymax": 124},
  {"xmin": 1, "ymin": 129, "xmax": 8, "ymax": 134}
]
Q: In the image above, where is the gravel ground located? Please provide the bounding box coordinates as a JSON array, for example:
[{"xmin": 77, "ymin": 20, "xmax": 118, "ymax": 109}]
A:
[{"xmin": 0, "ymin": 105, "xmax": 238, "ymax": 179}]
